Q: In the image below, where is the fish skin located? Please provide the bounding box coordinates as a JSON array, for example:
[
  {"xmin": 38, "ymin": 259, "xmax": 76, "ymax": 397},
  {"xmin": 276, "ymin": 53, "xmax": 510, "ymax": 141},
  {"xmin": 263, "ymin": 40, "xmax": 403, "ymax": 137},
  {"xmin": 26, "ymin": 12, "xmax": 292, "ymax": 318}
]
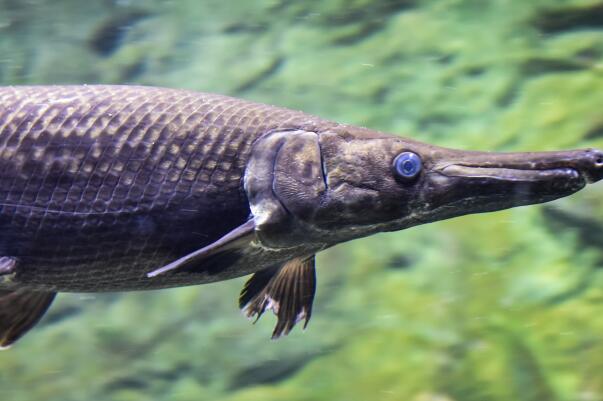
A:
[
  {"xmin": 0, "ymin": 85, "xmax": 338, "ymax": 292},
  {"xmin": 0, "ymin": 84, "xmax": 603, "ymax": 345},
  {"xmin": 0, "ymin": 86, "xmax": 600, "ymax": 292}
]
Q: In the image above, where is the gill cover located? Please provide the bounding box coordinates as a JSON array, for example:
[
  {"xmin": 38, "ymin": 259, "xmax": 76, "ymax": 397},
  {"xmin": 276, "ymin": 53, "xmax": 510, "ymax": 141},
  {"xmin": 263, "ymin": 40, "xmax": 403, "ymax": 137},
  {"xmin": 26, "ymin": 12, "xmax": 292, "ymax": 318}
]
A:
[
  {"xmin": 245, "ymin": 130, "xmax": 326, "ymax": 249},
  {"xmin": 147, "ymin": 130, "xmax": 326, "ymax": 277}
]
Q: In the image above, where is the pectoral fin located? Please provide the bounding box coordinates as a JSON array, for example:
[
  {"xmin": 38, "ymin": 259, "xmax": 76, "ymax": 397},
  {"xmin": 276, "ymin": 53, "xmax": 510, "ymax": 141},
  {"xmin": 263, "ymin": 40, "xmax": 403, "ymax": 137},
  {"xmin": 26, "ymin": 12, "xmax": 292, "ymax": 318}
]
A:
[
  {"xmin": 239, "ymin": 255, "xmax": 316, "ymax": 339},
  {"xmin": 0, "ymin": 289, "xmax": 56, "ymax": 349},
  {"xmin": 147, "ymin": 219, "xmax": 255, "ymax": 277}
]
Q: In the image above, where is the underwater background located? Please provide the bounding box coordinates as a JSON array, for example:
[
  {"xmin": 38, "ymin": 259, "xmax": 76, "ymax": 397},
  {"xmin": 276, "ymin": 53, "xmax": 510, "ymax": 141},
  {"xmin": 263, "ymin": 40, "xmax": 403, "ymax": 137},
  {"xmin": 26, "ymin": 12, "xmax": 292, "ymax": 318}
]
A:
[{"xmin": 2, "ymin": 0, "xmax": 603, "ymax": 400}]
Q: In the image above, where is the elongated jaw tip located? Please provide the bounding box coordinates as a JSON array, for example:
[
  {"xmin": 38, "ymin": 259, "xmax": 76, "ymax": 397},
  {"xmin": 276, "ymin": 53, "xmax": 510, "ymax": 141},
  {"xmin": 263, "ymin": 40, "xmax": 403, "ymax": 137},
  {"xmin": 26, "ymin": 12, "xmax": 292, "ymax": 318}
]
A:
[{"xmin": 578, "ymin": 148, "xmax": 603, "ymax": 184}]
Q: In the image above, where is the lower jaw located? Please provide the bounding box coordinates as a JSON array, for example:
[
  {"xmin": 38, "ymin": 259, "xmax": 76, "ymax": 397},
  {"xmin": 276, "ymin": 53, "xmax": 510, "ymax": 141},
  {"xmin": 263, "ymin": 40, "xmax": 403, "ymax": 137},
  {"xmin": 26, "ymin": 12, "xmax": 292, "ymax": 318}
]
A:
[{"xmin": 418, "ymin": 182, "xmax": 585, "ymax": 223}]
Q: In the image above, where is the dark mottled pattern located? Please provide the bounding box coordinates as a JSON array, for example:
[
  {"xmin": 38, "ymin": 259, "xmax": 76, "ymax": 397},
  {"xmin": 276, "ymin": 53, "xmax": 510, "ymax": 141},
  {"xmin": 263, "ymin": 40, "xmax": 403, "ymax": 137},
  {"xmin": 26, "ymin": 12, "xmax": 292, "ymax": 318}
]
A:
[{"xmin": 0, "ymin": 85, "xmax": 338, "ymax": 292}]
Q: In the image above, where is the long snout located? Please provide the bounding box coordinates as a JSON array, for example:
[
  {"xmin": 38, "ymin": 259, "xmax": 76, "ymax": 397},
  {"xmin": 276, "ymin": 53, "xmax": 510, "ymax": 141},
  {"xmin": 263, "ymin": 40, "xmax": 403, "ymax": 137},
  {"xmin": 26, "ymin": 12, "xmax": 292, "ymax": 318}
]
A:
[
  {"xmin": 432, "ymin": 148, "xmax": 603, "ymax": 184},
  {"xmin": 416, "ymin": 147, "xmax": 603, "ymax": 223}
]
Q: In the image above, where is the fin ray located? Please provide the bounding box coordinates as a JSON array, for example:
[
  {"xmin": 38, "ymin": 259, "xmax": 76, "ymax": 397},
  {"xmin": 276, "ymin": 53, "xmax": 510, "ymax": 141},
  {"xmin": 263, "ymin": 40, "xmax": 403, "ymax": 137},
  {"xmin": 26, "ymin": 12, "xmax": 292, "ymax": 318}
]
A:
[
  {"xmin": 147, "ymin": 219, "xmax": 255, "ymax": 277},
  {"xmin": 239, "ymin": 256, "xmax": 316, "ymax": 338}
]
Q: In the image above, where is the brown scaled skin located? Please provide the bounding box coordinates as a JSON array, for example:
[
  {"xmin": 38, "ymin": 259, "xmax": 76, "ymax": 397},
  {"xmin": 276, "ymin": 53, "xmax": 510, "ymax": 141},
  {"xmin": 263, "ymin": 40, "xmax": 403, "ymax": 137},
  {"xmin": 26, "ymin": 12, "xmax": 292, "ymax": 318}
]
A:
[{"xmin": 0, "ymin": 85, "xmax": 601, "ymax": 347}]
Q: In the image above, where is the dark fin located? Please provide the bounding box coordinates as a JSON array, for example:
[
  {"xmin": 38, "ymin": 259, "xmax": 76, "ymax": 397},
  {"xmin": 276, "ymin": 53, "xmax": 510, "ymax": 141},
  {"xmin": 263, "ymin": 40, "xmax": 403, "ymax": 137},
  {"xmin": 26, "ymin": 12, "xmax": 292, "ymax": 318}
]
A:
[
  {"xmin": 0, "ymin": 289, "xmax": 56, "ymax": 349},
  {"xmin": 239, "ymin": 256, "xmax": 316, "ymax": 339},
  {"xmin": 147, "ymin": 219, "xmax": 255, "ymax": 277}
]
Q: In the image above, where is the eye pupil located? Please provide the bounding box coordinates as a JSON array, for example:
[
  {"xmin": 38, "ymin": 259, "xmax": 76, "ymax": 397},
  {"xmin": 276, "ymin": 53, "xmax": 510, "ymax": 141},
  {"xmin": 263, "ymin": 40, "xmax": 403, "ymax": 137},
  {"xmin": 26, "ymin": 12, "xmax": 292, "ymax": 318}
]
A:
[{"xmin": 393, "ymin": 152, "xmax": 422, "ymax": 180}]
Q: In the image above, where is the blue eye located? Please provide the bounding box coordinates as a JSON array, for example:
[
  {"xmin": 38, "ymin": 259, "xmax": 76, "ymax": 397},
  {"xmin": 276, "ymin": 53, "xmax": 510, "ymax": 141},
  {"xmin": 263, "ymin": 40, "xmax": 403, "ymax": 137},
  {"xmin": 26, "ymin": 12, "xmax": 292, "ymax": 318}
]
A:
[{"xmin": 393, "ymin": 152, "xmax": 422, "ymax": 180}]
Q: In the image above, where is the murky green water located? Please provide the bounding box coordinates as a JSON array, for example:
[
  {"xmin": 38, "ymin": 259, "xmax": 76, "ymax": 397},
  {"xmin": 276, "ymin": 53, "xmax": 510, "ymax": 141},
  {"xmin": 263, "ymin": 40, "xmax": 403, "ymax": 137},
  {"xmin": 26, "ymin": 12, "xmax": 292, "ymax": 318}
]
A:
[{"xmin": 2, "ymin": 1, "xmax": 603, "ymax": 400}]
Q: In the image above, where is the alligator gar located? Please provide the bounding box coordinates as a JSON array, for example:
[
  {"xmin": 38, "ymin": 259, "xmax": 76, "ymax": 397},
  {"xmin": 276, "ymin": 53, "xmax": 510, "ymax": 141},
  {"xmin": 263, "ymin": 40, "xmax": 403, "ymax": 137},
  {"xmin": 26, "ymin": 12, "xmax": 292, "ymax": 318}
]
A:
[{"xmin": 0, "ymin": 85, "xmax": 600, "ymax": 347}]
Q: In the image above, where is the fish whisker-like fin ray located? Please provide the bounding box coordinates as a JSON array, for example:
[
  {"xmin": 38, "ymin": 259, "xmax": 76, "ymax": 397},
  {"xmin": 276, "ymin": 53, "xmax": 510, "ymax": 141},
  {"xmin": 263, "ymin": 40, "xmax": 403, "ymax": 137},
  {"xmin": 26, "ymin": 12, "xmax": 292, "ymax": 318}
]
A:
[
  {"xmin": 147, "ymin": 219, "xmax": 255, "ymax": 277},
  {"xmin": 239, "ymin": 255, "xmax": 316, "ymax": 339}
]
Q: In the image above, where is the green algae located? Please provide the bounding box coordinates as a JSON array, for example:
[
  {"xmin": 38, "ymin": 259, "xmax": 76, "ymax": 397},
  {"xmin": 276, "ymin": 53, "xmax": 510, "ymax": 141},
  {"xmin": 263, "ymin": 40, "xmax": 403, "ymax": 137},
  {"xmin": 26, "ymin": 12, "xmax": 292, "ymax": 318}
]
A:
[{"xmin": 1, "ymin": 0, "xmax": 603, "ymax": 400}]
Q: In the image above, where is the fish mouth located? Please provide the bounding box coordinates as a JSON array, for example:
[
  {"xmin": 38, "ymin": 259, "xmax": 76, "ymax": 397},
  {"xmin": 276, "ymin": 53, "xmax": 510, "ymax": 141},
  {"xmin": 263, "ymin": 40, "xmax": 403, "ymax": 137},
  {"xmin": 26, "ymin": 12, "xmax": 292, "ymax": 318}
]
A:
[
  {"xmin": 415, "ymin": 149, "xmax": 603, "ymax": 221},
  {"xmin": 440, "ymin": 165, "xmax": 584, "ymax": 186},
  {"xmin": 434, "ymin": 147, "xmax": 603, "ymax": 185},
  {"xmin": 429, "ymin": 165, "xmax": 586, "ymax": 214}
]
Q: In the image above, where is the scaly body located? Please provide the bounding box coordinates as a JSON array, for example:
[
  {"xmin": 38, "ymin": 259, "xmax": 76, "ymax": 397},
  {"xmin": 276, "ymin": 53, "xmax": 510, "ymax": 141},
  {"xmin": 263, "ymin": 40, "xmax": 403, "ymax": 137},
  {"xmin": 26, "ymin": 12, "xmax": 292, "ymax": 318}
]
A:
[
  {"xmin": 0, "ymin": 84, "xmax": 601, "ymax": 347},
  {"xmin": 0, "ymin": 85, "xmax": 336, "ymax": 292}
]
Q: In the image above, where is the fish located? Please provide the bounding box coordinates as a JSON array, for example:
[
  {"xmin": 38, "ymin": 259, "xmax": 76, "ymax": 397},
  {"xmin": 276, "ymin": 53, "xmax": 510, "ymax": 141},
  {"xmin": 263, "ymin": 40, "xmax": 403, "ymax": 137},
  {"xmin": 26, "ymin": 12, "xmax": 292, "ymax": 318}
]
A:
[{"xmin": 0, "ymin": 84, "xmax": 601, "ymax": 348}]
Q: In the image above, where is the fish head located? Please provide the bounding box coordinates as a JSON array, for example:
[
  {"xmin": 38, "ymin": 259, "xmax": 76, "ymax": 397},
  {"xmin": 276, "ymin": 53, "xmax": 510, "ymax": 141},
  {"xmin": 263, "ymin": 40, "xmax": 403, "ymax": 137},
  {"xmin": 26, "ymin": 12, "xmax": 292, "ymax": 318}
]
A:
[
  {"xmin": 311, "ymin": 126, "xmax": 603, "ymax": 242},
  {"xmin": 246, "ymin": 127, "xmax": 603, "ymax": 249}
]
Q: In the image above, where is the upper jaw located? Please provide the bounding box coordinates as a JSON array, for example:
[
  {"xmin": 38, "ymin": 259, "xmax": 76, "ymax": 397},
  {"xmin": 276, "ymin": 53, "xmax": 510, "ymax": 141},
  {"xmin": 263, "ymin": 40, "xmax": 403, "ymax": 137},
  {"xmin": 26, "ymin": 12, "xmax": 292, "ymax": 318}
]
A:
[
  {"xmin": 438, "ymin": 165, "xmax": 584, "ymax": 187},
  {"xmin": 430, "ymin": 148, "xmax": 603, "ymax": 184},
  {"xmin": 414, "ymin": 148, "xmax": 603, "ymax": 220}
]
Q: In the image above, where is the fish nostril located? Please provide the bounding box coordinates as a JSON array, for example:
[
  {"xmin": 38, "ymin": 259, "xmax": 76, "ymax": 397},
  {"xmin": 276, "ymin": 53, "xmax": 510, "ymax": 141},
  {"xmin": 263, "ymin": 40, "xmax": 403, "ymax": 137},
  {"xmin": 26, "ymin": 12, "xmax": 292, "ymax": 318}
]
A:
[
  {"xmin": 588, "ymin": 149, "xmax": 603, "ymax": 167},
  {"xmin": 584, "ymin": 150, "xmax": 603, "ymax": 183}
]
